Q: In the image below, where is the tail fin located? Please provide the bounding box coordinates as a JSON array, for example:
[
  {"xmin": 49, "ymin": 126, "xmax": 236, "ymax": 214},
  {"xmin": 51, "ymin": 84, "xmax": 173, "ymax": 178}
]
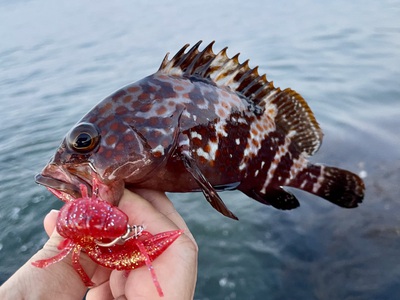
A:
[{"xmin": 291, "ymin": 164, "xmax": 365, "ymax": 208}]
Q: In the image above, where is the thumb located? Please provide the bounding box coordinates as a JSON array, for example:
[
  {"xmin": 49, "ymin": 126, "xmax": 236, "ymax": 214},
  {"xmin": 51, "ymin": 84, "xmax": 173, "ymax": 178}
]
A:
[{"xmin": 43, "ymin": 209, "xmax": 58, "ymax": 237}]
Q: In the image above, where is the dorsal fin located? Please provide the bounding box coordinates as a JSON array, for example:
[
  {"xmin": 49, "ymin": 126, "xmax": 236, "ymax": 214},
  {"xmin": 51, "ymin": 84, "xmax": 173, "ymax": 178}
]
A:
[{"xmin": 159, "ymin": 41, "xmax": 323, "ymax": 156}]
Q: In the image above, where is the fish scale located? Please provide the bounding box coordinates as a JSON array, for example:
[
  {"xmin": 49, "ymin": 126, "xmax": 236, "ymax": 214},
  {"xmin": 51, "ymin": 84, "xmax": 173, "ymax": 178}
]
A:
[{"xmin": 36, "ymin": 41, "xmax": 365, "ymax": 220}]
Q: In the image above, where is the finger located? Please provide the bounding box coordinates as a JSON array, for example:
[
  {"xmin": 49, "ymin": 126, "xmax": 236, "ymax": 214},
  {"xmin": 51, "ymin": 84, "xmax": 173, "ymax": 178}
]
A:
[
  {"xmin": 132, "ymin": 189, "xmax": 176, "ymax": 216},
  {"xmin": 132, "ymin": 189, "xmax": 197, "ymax": 245},
  {"xmin": 118, "ymin": 190, "xmax": 179, "ymax": 233},
  {"xmin": 109, "ymin": 270, "xmax": 128, "ymax": 299},
  {"xmin": 90, "ymin": 265, "xmax": 112, "ymax": 286},
  {"xmin": 43, "ymin": 209, "xmax": 58, "ymax": 237},
  {"xmin": 85, "ymin": 278, "xmax": 113, "ymax": 300}
]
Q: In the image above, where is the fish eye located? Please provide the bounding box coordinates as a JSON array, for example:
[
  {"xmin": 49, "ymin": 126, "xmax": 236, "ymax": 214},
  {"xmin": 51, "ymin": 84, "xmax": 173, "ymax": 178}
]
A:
[{"xmin": 67, "ymin": 123, "xmax": 100, "ymax": 153}]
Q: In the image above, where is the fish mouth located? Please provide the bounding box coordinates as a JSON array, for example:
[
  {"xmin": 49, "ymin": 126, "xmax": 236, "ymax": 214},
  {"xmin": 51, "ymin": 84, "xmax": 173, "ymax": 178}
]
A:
[
  {"xmin": 35, "ymin": 162, "xmax": 124, "ymax": 205},
  {"xmin": 35, "ymin": 163, "xmax": 93, "ymax": 201},
  {"xmin": 35, "ymin": 173, "xmax": 82, "ymax": 200}
]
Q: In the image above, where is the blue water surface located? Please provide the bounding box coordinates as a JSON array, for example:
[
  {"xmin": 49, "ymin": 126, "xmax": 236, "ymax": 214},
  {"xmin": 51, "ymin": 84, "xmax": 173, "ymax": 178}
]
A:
[{"xmin": 1, "ymin": 1, "xmax": 400, "ymax": 299}]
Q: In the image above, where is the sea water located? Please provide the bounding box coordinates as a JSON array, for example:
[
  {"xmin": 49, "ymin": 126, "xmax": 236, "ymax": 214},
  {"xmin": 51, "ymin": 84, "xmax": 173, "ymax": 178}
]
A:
[{"xmin": 1, "ymin": 1, "xmax": 400, "ymax": 299}]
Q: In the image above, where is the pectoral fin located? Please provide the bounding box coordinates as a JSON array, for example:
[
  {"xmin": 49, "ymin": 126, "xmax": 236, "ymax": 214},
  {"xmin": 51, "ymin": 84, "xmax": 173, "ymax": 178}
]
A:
[{"xmin": 181, "ymin": 154, "xmax": 238, "ymax": 220}]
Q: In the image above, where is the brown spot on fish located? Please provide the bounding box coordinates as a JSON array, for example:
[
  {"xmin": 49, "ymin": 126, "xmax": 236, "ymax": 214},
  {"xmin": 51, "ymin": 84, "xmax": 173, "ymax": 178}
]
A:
[
  {"xmin": 203, "ymin": 144, "xmax": 211, "ymax": 153},
  {"xmin": 209, "ymin": 135, "xmax": 217, "ymax": 144},
  {"xmin": 127, "ymin": 86, "xmax": 140, "ymax": 93},
  {"xmin": 139, "ymin": 103, "xmax": 152, "ymax": 112},
  {"xmin": 106, "ymin": 135, "xmax": 117, "ymax": 146},
  {"xmin": 251, "ymin": 128, "xmax": 258, "ymax": 136},
  {"xmin": 209, "ymin": 160, "xmax": 215, "ymax": 167},
  {"xmin": 99, "ymin": 102, "xmax": 112, "ymax": 115},
  {"xmin": 116, "ymin": 106, "xmax": 128, "ymax": 114},
  {"xmin": 148, "ymin": 117, "xmax": 159, "ymax": 127},
  {"xmin": 157, "ymin": 74, "xmax": 169, "ymax": 80},
  {"xmin": 156, "ymin": 106, "xmax": 167, "ymax": 115},
  {"xmin": 152, "ymin": 150, "xmax": 163, "ymax": 158},
  {"xmin": 116, "ymin": 143, "xmax": 125, "ymax": 152},
  {"xmin": 174, "ymin": 85, "xmax": 185, "ymax": 92},
  {"xmin": 162, "ymin": 118, "xmax": 173, "ymax": 127},
  {"xmin": 123, "ymin": 95, "xmax": 133, "ymax": 103},
  {"xmin": 221, "ymin": 90, "xmax": 230, "ymax": 98},
  {"xmin": 217, "ymin": 108, "xmax": 226, "ymax": 118},
  {"xmin": 110, "ymin": 122, "xmax": 119, "ymax": 131},
  {"xmin": 198, "ymin": 156, "xmax": 208, "ymax": 165},
  {"xmin": 253, "ymin": 140, "xmax": 260, "ymax": 148},
  {"xmin": 104, "ymin": 149, "xmax": 113, "ymax": 159},
  {"xmin": 151, "ymin": 130, "xmax": 162, "ymax": 139},
  {"xmin": 112, "ymin": 89, "xmax": 127, "ymax": 100},
  {"xmin": 192, "ymin": 138, "xmax": 202, "ymax": 148},
  {"xmin": 138, "ymin": 93, "xmax": 150, "ymax": 101}
]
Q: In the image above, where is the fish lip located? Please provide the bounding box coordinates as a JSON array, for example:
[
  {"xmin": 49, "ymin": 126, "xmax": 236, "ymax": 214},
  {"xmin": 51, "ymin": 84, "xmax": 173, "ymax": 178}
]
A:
[
  {"xmin": 34, "ymin": 173, "xmax": 83, "ymax": 199},
  {"xmin": 34, "ymin": 161, "xmax": 94, "ymax": 201}
]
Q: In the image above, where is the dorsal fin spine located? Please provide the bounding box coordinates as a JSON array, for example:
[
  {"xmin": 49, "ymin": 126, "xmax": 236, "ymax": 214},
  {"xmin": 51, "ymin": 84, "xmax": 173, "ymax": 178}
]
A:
[
  {"xmin": 185, "ymin": 55, "xmax": 200, "ymax": 74},
  {"xmin": 176, "ymin": 42, "xmax": 200, "ymax": 70},
  {"xmin": 211, "ymin": 50, "xmax": 232, "ymax": 80},
  {"xmin": 233, "ymin": 60, "xmax": 250, "ymax": 83},
  {"xmin": 237, "ymin": 67, "xmax": 259, "ymax": 93},
  {"xmin": 241, "ymin": 67, "xmax": 261, "ymax": 95},
  {"xmin": 214, "ymin": 53, "xmax": 241, "ymax": 84},
  {"xmin": 253, "ymin": 79, "xmax": 273, "ymax": 102},
  {"xmin": 236, "ymin": 67, "xmax": 253, "ymax": 87},
  {"xmin": 163, "ymin": 44, "xmax": 188, "ymax": 69},
  {"xmin": 196, "ymin": 42, "xmax": 215, "ymax": 75},
  {"xmin": 209, "ymin": 48, "xmax": 229, "ymax": 77}
]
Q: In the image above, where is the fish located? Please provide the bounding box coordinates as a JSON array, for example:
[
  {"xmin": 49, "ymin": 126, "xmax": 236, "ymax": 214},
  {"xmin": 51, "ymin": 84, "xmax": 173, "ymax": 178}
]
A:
[{"xmin": 36, "ymin": 41, "xmax": 365, "ymax": 220}]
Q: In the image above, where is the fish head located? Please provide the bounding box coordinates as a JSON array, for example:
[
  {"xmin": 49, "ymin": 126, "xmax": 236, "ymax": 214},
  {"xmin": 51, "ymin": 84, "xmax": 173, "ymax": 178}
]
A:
[{"xmin": 36, "ymin": 119, "xmax": 157, "ymax": 204}]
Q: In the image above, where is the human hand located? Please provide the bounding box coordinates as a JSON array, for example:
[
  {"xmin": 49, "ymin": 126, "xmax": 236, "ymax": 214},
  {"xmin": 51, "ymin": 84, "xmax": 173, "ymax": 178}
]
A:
[{"xmin": 0, "ymin": 189, "xmax": 198, "ymax": 300}]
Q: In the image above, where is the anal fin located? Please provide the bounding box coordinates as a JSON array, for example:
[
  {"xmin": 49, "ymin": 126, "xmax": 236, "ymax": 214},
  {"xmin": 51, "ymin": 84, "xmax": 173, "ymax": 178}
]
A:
[
  {"xmin": 243, "ymin": 188, "xmax": 300, "ymax": 210},
  {"xmin": 181, "ymin": 154, "xmax": 238, "ymax": 220}
]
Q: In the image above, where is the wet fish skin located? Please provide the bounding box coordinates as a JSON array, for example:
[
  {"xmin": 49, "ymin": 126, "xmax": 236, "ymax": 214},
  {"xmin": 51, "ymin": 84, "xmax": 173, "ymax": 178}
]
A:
[{"xmin": 36, "ymin": 41, "xmax": 365, "ymax": 219}]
